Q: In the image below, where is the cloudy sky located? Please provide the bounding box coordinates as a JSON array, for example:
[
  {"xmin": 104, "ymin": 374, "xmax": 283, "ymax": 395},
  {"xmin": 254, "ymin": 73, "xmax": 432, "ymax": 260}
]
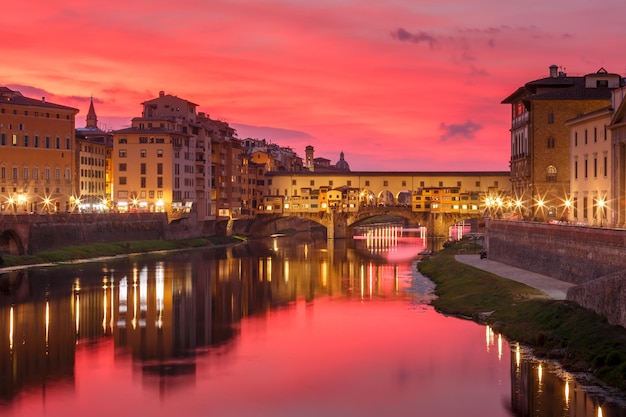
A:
[{"xmin": 2, "ymin": 0, "xmax": 625, "ymax": 171}]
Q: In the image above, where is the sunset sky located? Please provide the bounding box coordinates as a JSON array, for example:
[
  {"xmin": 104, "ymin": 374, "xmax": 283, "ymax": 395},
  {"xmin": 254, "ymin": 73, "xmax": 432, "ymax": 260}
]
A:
[{"xmin": 2, "ymin": 0, "xmax": 625, "ymax": 171}]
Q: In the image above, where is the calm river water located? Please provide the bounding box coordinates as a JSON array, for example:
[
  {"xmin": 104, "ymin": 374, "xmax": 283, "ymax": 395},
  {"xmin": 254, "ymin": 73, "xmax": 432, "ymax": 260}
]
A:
[{"xmin": 0, "ymin": 227, "xmax": 624, "ymax": 417}]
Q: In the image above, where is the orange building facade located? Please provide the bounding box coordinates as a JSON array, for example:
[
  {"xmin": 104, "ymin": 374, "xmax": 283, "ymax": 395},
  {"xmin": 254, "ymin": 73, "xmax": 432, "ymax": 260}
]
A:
[{"xmin": 0, "ymin": 87, "xmax": 79, "ymax": 214}]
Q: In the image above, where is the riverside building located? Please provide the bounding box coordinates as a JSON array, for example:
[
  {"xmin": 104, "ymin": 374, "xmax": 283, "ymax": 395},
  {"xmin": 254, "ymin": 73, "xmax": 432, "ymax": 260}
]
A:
[
  {"xmin": 502, "ymin": 65, "xmax": 623, "ymax": 222},
  {"xmin": 0, "ymin": 87, "xmax": 79, "ymax": 214}
]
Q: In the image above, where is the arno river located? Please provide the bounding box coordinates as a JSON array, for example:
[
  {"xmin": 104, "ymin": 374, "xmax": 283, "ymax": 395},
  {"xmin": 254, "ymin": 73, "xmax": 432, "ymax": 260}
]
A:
[{"xmin": 0, "ymin": 226, "xmax": 624, "ymax": 417}]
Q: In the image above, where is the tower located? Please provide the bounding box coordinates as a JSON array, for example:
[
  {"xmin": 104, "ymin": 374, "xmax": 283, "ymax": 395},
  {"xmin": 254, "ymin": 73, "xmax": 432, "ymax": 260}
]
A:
[{"xmin": 305, "ymin": 145, "xmax": 314, "ymax": 172}]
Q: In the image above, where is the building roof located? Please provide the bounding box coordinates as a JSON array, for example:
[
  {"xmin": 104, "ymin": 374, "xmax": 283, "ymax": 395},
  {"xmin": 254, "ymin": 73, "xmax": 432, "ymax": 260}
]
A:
[
  {"xmin": 0, "ymin": 87, "xmax": 79, "ymax": 112},
  {"xmin": 501, "ymin": 68, "xmax": 624, "ymax": 104}
]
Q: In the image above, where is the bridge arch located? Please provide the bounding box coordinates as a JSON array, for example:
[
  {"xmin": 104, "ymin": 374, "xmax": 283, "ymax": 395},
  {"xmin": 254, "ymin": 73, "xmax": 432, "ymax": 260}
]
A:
[
  {"xmin": 377, "ymin": 190, "xmax": 394, "ymax": 206},
  {"xmin": 396, "ymin": 190, "xmax": 411, "ymax": 206},
  {"xmin": 0, "ymin": 229, "xmax": 26, "ymax": 256}
]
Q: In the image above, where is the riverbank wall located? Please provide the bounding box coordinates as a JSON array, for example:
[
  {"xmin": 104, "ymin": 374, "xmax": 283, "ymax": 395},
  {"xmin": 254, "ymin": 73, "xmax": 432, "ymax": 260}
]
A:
[{"xmin": 486, "ymin": 219, "xmax": 626, "ymax": 327}]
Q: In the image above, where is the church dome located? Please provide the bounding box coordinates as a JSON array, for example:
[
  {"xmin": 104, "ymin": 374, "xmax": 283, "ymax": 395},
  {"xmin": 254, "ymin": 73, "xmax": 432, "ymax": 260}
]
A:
[{"xmin": 335, "ymin": 151, "xmax": 350, "ymax": 171}]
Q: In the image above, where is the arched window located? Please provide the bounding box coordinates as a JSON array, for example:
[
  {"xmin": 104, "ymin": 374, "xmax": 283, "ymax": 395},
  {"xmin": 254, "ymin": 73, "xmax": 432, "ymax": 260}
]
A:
[{"xmin": 546, "ymin": 165, "xmax": 557, "ymax": 182}]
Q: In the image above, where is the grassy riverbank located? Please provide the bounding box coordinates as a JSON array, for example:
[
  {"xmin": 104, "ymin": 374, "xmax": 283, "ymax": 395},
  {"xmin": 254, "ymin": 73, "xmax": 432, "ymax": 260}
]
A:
[
  {"xmin": 0, "ymin": 235, "xmax": 245, "ymax": 269},
  {"xmin": 418, "ymin": 244, "xmax": 626, "ymax": 391}
]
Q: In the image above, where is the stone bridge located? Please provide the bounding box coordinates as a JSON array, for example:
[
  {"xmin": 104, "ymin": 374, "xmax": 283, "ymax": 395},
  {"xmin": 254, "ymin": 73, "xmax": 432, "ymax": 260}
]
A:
[{"xmin": 251, "ymin": 206, "xmax": 480, "ymax": 239}]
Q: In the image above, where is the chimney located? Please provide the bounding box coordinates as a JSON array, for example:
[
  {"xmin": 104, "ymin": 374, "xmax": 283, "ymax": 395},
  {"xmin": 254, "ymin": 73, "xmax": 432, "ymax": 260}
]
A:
[
  {"xmin": 159, "ymin": 90, "xmax": 165, "ymax": 97},
  {"xmin": 549, "ymin": 65, "xmax": 558, "ymax": 78},
  {"xmin": 42, "ymin": 96, "xmax": 45, "ymax": 103}
]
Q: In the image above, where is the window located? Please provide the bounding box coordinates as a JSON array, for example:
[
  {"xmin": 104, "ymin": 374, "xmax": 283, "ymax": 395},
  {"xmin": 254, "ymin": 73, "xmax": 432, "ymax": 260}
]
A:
[
  {"xmin": 604, "ymin": 154, "xmax": 608, "ymax": 177},
  {"xmin": 347, "ymin": 180, "xmax": 352, "ymax": 186},
  {"xmin": 140, "ymin": 149, "xmax": 147, "ymax": 157},
  {"xmin": 55, "ymin": 137, "xmax": 60, "ymax": 149},
  {"xmin": 65, "ymin": 168, "xmax": 70, "ymax": 180},
  {"xmin": 574, "ymin": 159, "xmax": 578, "ymax": 180},
  {"xmin": 0, "ymin": 166, "xmax": 5, "ymax": 179},
  {"xmin": 574, "ymin": 131, "xmax": 578, "ymax": 146},
  {"xmin": 24, "ymin": 135, "xmax": 29, "ymax": 147},
  {"xmin": 584, "ymin": 157, "xmax": 588, "ymax": 179},
  {"xmin": 12, "ymin": 167, "xmax": 18, "ymax": 180},
  {"xmin": 157, "ymin": 177, "xmax": 163, "ymax": 188},
  {"xmin": 594, "ymin": 127, "xmax": 597, "ymax": 143},
  {"xmin": 157, "ymin": 163, "xmax": 163, "ymax": 175},
  {"xmin": 457, "ymin": 181, "xmax": 462, "ymax": 187},
  {"xmin": 118, "ymin": 138, "xmax": 127, "ymax": 144},
  {"xmin": 157, "ymin": 149, "xmax": 163, "ymax": 157},
  {"xmin": 23, "ymin": 167, "xmax": 28, "ymax": 180},
  {"xmin": 33, "ymin": 168, "xmax": 39, "ymax": 180},
  {"xmin": 475, "ymin": 181, "xmax": 480, "ymax": 187},
  {"xmin": 583, "ymin": 197, "xmax": 588, "ymax": 219},
  {"xmin": 12, "ymin": 134, "xmax": 17, "ymax": 146},
  {"xmin": 594, "ymin": 155, "xmax": 597, "ymax": 178},
  {"xmin": 140, "ymin": 177, "xmax": 146, "ymax": 188},
  {"xmin": 383, "ymin": 180, "xmax": 388, "ymax": 186},
  {"xmin": 402, "ymin": 180, "xmax": 407, "ymax": 187},
  {"xmin": 548, "ymin": 113, "xmax": 554, "ymax": 124},
  {"xmin": 66, "ymin": 138, "xmax": 71, "ymax": 149},
  {"xmin": 584, "ymin": 129, "xmax": 588, "ymax": 145},
  {"xmin": 140, "ymin": 163, "xmax": 146, "ymax": 175},
  {"xmin": 1, "ymin": 133, "xmax": 6, "ymax": 145},
  {"xmin": 545, "ymin": 165, "xmax": 557, "ymax": 182},
  {"xmin": 420, "ymin": 181, "xmax": 425, "ymax": 187},
  {"xmin": 119, "ymin": 177, "xmax": 127, "ymax": 185},
  {"xmin": 119, "ymin": 163, "xmax": 127, "ymax": 171},
  {"xmin": 45, "ymin": 136, "xmax": 51, "ymax": 148},
  {"xmin": 365, "ymin": 180, "xmax": 370, "ymax": 187},
  {"xmin": 34, "ymin": 135, "xmax": 39, "ymax": 148},
  {"xmin": 139, "ymin": 137, "xmax": 148, "ymax": 144},
  {"xmin": 55, "ymin": 168, "xmax": 61, "ymax": 180},
  {"xmin": 439, "ymin": 181, "xmax": 443, "ymax": 187},
  {"xmin": 547, "ymin": 137, "xmax": 555, "ymax": 148},
  {"xmin": 119, "ymin": 150, "xmax": 127, "ymax": 158},
  {"xmin": 310, "ymin": 180, "xmax": 315, "ymax": 186}
]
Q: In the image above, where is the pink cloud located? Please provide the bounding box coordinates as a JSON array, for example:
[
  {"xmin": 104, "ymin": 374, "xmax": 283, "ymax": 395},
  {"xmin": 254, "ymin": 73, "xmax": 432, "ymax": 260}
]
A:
[{"xmin": 2, "ymin": 0, "xmax": 625, "ymax": 171}]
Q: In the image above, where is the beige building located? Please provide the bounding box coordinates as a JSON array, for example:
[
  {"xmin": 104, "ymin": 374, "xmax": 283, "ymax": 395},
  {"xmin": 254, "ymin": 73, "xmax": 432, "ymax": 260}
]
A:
[
  {"xmin": 75, "ymin": 97, "xmax": 113, "ymax": 211},
  {"xmin": 566, "ymin": 105, "xmax": 612, "ymax": 226},
  {"xmin": 0, "ymin": 87, "xmax": 79, "ymax": 213},
  {"xmin": 112, "ymin": 92, "xmax": 216, "ymax": 220},
  {"xmin": 502, "ymin": 66, "xmax": 622, "ymax": 221}
]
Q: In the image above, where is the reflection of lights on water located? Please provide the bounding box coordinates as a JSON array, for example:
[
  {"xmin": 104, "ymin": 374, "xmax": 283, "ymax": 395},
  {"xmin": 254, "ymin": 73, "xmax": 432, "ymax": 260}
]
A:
[
  {"xmin": 273, "ymin": 238, "xmax": 278, "ymax": 252},
  {"xmin": 538, "ymin": 362, "xmax": 543, "ymax": 384},
  {"xmin": 266, "ymin": 257, "xmax": 272, "ymax": 282},
  {"xmin": 515, "ymin": 343, "xmax": 521, "ymax": 367},
  {"xmin": 284, "ymin": 260, "xmax": 289, "ymax": 283},
  {"xmin": 103, "ymin": 279, "xmax": 108, "ymax": 332},
  {"xmin": 9, "ymin": 306, "xmax": 14, "ymax": 351},
  {"xmin": 565, "ymin": 379, "xmax": 570, "ymax": 404},
  {"xmin": 321, "ymin": 260, "xmax": 328, "ymax": 287},
  {"xmin": 45, "ymin": 301, "xmax": 50, "ymax": 350},
  {"xmin": 598, "ymin": 405, "xmax": 603, "ymax": 417},
  {"xmin": 155, "ymin": 263, "xmax": 164, "ymax": 328},
  {"xmin": 497, "ymin": 334, "xmax": 502, "ymax": 360}
]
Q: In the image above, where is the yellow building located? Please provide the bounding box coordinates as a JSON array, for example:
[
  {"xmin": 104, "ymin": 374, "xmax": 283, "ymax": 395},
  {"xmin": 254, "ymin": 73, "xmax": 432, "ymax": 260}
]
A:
[
  {"xmin": 0, "ymin": 87, "xmax": 79, "ymax": 213},
  {"xmin": 75, "ymin": 97, "xmax": 112, "ymax": 211},
  {"xmin": 502, "ymin": 66, "xmax": 622, "ymax": 221}
]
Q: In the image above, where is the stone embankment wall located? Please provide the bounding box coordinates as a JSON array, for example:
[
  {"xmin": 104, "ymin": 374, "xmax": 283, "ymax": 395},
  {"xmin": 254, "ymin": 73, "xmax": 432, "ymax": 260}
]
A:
[
  {"xmin": 486, "ymin": 219, "xmax": 626, "ymax": 327},
  {"xmin": 28, "ymin": 213, "xmax": 170, "ymax": 253}
]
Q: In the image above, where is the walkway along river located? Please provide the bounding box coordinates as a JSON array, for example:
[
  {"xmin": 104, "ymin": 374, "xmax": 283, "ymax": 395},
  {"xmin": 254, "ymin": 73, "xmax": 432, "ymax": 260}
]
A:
[{"xmin": 0, "ymin": 228, "xmax": 625, "ymax": 416}]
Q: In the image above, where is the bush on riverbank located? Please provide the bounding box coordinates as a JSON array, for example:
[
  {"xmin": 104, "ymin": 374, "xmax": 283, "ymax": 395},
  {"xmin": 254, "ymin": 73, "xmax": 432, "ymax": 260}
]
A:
[
  {"xmin": 418, "ymin": 243, "xmax": 626, "ymax": 391},
  {"xmin": 0, "ymin": 236, "xmax": 245, "ymax": 268}
]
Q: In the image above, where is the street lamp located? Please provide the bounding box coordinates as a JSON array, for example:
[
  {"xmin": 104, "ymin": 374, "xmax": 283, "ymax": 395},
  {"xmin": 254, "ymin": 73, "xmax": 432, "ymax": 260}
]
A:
[
  {"xmin": 536, "ymin": 198, "xmax": 545, "ymax": 222},
  {"xmin": 598, "ymin": 198, "xmax": 606, "ymax": 227}
]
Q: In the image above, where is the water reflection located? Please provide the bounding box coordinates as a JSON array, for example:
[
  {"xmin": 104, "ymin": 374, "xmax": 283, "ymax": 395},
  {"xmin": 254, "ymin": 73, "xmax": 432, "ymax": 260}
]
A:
[{"xmin": 0, "ymin": 231, "xmax": 624, "ymax": 416}]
